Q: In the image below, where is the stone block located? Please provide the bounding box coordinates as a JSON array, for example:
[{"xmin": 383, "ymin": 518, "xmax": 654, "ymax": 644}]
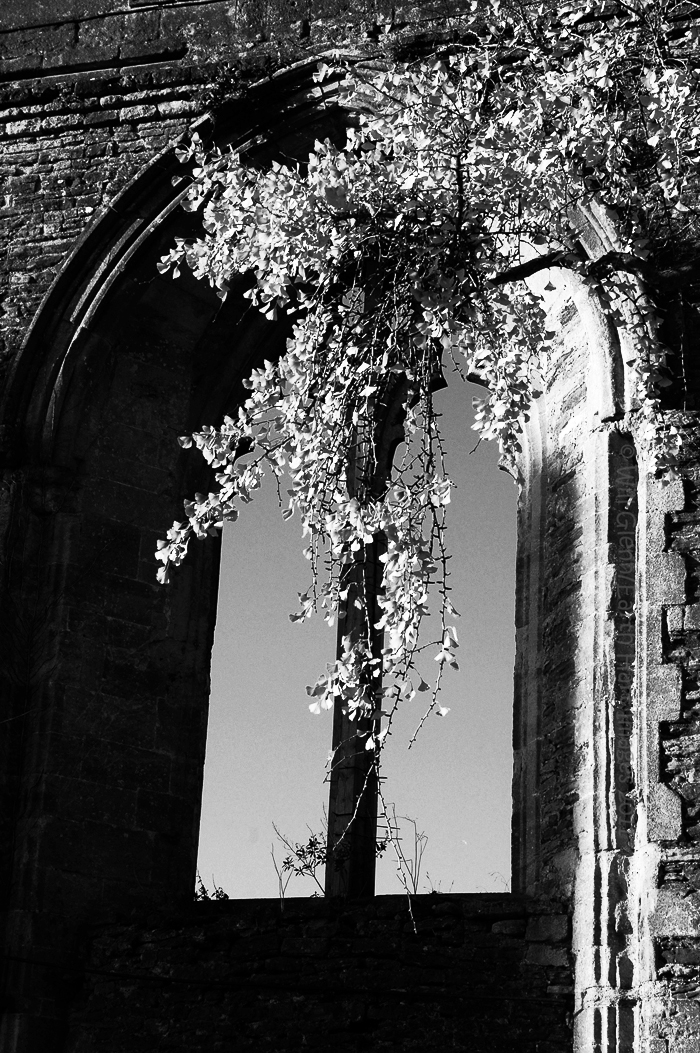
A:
[
  {"xmin": 135, "ymin": 789, "xmax": 193, "ymax": 837},
  {"xmin": 648, "ymin": 769, "xmax": 683, "ymax": 843},
  {"xmin": 280, "ymin": 937, "xmax": 330, "ymax": 957},
  {"xmin": 647, "ymin": 477, "xmax": 685, "ymax": 515},
  {"xmin": 491, "ymin": 919, "xmax": 527, "ymax": 936},
  {"xmin": 647, "ymin": 687, "xmax": 683, "ymax": 823},
  {"xmin": 647, "ymin": 551, "xmax": 686, "ymax": 605},
  {"xmin": 78, "ymin": 515, "xmax": 142, "ymax": 579},
  {"xmin": 525, "ymin": 914, "xmax": 569, "ymax": 943},
  {"xmin": 525, "ymin": 943, "xmax": 569, "ymax": 967},
  {"xmin": 119, "ymin": 105, "xmax": 158, "ymax": 122},
  {"xmin": 117, "ymin": 11, "xmax": 161, "ymax": 59},
  {"xmin": 647, "ymin": 665, "xmax": 682, "ymax": 723},
  {"xmin": 547, "ymin": 983, "xmax": 574, "ymax": 995},
  {"xmin": 71, "ymin": 14, "xmax": 126, "ymax": 64},
  {"xmin": 101, "ymin": 655, "xmax": 166, "ymax": 702},
  {"xmin": 50, "ymin": 773, "xmax": 138, "ymax": 829},
  {"xmin": 650, "ymin": 888, "xmax": 700, "ymax": 938},
  {"xmin": 94, "ymin": 453, "xmax": 170, "ymax": 494},
  {"xmin": 84, "ymin": 108, "xmax": 119, "ymax": 126},
  {"xmin": 665, "ymin": 606, "xmax": 684, "ymax": 636},
  {"xmin": 85, "ymin": 479, "xmax": 172, "ymax": 532},
  {"xmin": 79, "ymin": 737, "xmax": 171, "ymax": 794},
  {"xmin": 99, "ymin": 575, "xmax": 163, "ymax": 626},
  {"xmin": 157, "ymin": 100, "xmax": 200, "ymax": 117},
  {"xmin": 38, "ymin": 813, "xmax": 163, "ymax": 882}
]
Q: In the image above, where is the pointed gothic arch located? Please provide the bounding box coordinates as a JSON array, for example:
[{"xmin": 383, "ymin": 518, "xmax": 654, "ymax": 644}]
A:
[{"xmin": 0, "ymin": 61, "xmax": 365, "ymax": 1047}]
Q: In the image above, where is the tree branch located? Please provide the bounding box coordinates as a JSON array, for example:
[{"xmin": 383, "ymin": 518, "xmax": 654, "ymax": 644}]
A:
[
  {"xmin": 488, "ymin": 251, "xmax": 569, "ymax": 286},
  {"xmin": 490, "ymin": 249, "xmax": 700, "ymax": 293}
]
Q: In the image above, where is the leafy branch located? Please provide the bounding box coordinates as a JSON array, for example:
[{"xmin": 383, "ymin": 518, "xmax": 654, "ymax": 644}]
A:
[{"xmin": 156, "ymin": 0, "xmax": 700, "ymax": 774}]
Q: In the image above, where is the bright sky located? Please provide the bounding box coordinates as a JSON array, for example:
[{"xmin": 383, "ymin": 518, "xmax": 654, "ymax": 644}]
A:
[{"xmin": 196, "ymin": 375, "xmax": 517, "ymax": 898}]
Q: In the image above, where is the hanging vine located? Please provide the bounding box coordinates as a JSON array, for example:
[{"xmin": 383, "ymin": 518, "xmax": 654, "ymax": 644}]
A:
[{"xmin": 156, "ymin": 0, "xmax": 700, "ymax": 761}]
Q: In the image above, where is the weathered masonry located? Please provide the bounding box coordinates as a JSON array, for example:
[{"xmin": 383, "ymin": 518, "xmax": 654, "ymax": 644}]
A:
[{"xmin": 1, "ymin": 3, "xmax": 700, "ymax": 1052}]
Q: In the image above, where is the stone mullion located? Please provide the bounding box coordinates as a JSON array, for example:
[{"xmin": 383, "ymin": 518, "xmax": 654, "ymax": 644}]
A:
[
  {"xmin": 325, "ymin": 541, "xmax": 382, "ymax": 899},
  {"xmin": 324, "ymin": 379, "xmax": 408, "ymax": 898}
]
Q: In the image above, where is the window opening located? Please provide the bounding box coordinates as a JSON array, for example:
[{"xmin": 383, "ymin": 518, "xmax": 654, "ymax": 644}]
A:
[
  {"xmin": 374, "ymin": 376, "xmax": 516, "ymax": 894},
  {"xmin": 197, "ymin": 473, "xmax": 334, "ymax": 899},
  {"xmin": 198, "ymin": 376, "xmax": 516, "ymax": 898}
]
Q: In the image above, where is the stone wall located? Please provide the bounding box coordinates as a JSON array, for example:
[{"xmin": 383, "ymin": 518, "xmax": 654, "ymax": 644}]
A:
[
  {"xmin": 65, "ymin": 895, "xmax": 573, "ymax": 1052},
  {"xmin": 3, "ymin": 4, "xmax": 700, "ymax": 1053}
]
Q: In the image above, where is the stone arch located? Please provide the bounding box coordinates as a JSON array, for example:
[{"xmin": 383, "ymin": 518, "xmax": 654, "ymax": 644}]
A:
[
  {"xmin": 511, "ymin": 207, "xmax": 654, "ymax": 1049},
  {"xmin": 6, "ymin": 59, "xmax": 647, "ymax": 934},
  {"xmin": 3, "ymin": 34, "xmax": 698, "ymax": 1047},
  {"xmin": 0, "ymin": 60, "xmax": 366, "ymax": 1049},
  {"xmin": 0, "ymin": 59, "xmax": 356, "ymax": 464}
]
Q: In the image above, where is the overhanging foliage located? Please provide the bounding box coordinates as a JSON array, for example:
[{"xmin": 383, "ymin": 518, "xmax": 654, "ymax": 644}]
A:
[{"xmin": 157, "ymin": 0, "xmax": 700, "ymax": 760}]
